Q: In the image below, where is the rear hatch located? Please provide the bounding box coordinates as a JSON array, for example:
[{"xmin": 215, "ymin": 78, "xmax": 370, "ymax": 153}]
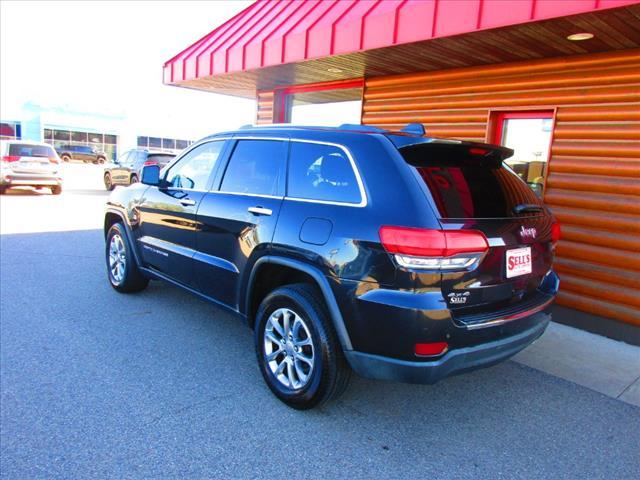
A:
[
  {"xmin": 397, "ymin": 139, "xmax": 558, "ymax": 328},
  {"xmin": 4, "ymin": 143, "xmax": 59, "ymax": 174}
]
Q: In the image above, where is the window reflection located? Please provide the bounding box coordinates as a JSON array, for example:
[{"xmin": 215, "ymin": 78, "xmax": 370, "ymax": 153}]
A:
[{"xmin": 500, "ymin": 117, "xmax": 553, "ymax": 197}]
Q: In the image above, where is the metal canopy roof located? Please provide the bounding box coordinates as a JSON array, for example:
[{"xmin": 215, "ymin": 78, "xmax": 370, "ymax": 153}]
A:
[{"xmin": 163, "ymin": 0, "xmax": 640, "ymax": 97}]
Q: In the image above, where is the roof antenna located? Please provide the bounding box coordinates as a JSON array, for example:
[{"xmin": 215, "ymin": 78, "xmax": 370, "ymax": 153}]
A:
[{"xmin": 401, "ymin": 123, "xmax": 426, "ymax": 136}]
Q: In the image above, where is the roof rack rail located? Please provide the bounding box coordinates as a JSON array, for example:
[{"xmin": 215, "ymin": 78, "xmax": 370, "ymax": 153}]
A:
[
  {"xmin": 338, "ymin": 124, "xmax": 386, "ymax": 133},
  {"xmin": 238, "ymin": 123, "xmax": 297, "ymax": 129}
]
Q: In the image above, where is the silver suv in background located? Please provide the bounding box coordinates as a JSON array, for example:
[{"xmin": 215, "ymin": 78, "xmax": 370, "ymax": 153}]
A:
[
  {"xmin": 1, "ymin": 141, "xmax": 63, "ymax": 195},
  {"xmin": 103, "ymin": 149, "xmax": 174, "ymax": 190}
]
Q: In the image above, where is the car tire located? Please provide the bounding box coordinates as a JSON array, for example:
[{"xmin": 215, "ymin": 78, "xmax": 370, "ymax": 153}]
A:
[
  {"xmin": 130, "ymin": 174, "xmax": 139, "ymax": 184},
  {"xmin": 51, "ymin": 185, "xmax": 62, "ymax": 195},
  {"xmin": 61, "ymin": 155, "xmax": 71, "ymax": 162},
  {"xmin": 104, "ymin": 173, "xmax": 114, "ymax": 191},
  {"xmin": 105, "ymin": 222, "xmax": 149, "ymax": 293},
  {"xmin": 97, "ymin": 157, "xmax": 106, "ymax": 164},
  {"xmin": 254, "ymin": 283, "xmax": 351, "ymax": 410}
]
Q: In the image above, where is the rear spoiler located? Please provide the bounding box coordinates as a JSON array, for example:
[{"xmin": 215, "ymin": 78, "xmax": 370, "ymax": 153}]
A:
[{"xmin": 393, "ymin": 138, "xmax": 513, "ymax": 166}]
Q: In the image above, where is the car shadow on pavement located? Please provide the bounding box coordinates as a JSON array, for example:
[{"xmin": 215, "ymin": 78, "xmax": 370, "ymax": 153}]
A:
[{"xmin": 2, "ymin": 228, "xmax": 639, "ymax": 478}]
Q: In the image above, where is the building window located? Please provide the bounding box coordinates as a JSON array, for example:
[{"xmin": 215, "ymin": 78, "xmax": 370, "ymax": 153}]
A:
[
  {"xmin": 137, "ymin": 136, "xmax": 193, "ymax": 153},
  {"xmin": 492, "ymin": 111, "xmax": 554, "ymax": 197},
  {"xmin": 276, "ymin": 80, "xmax": 363, "ymax": 126}
]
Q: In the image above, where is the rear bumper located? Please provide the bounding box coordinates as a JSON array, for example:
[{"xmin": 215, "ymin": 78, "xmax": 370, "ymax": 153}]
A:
[
  {"xmin": 345, "ymin": 312, "xmax": 550, "ymax": 384},
  {"xmin": 1, "ymin": 172, "xmax": 62, "ymax": 186}
]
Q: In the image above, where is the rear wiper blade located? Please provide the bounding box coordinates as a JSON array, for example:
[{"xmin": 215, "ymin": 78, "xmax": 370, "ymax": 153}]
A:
[{"xmin": 513, "ymin": 203, "xmax": 544, "ymax": 215}]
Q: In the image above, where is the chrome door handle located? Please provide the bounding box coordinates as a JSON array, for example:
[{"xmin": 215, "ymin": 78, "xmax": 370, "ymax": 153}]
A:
[
  {"xmin": 180, "ymin": 199, "xmax": 196, "ymax": 206},
  {"xmin": 248, "ymin": 206, "xmax": 272, "ymax": 216}
]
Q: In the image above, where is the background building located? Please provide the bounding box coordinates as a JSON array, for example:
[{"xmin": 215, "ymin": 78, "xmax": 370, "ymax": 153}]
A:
[
  {"xmin": 1, "ymin": 102, "xmax": 195, "ymax": 161},
  {"xmin": 163, "ymin": 0, "xmax": 640, "ymax": 343}
]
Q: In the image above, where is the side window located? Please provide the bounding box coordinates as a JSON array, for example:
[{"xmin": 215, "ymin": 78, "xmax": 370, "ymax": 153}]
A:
[
  {"xmin": 118, "ymin": 150, "xmax": 133, "ymax": 165},
  {"xmin": 220, "ymin": 140, "xmax": 286, "ymax": 196},
  {"xmin": 132, "ymin": 151, "xmax": 146, "ymax": 168},
  {"xmin": 287, "ymin": 142, "xmax": 361, "ymax": 204},
  {"xmin": 165, "ymin": 141, "xmax": 224, "ymax": 190}
]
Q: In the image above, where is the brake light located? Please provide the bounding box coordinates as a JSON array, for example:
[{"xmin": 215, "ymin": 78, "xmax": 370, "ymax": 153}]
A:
[
  {"xmin": 143, "ymin": 160, "xmax": 158, "ymax": 166},
  {"xmin": 469, "ymin": 147, "xmax": 489, "ymax": 156},
  {"xmin": 415, "ymin": 342, "xmax": 448, "ymax": 356},
  {"xmin": 49, "ymin": 156, "xmax": 60, "ymax": 164},
  {"xmin": 551, "ymin": 221, "xmax": 561, "ymax": 244},
  {"xmin": 379, "ymin": 226, "xmax": 489, "ymax": 271},
  {"xmin": 2, "ymin": 155, "xmax": 20, "ymax": 163}
]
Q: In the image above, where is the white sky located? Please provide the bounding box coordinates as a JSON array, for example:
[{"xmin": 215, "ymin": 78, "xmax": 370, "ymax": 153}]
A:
[{"xmin": 0, "ymin": 0, "xmax": 256, "ymax": 138}]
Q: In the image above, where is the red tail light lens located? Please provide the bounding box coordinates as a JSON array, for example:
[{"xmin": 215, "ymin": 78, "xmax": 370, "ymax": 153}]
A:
[
  {"xmin": 143, "ymin": 160, "xmax": 158, "ymax": 166},
  {"xmin": 49, "ymin": 156, "xmax": 60, "ymax": 164},
  {"xmin": 2, "ymin": 155, "xmax": 20, "ymax": 163},
  {"xmin": 379, "ymin": 226, "xmax": 489, "ymax": 271},
  {"xmin": 551, "ymin": 222, "xmax": 561, "ymax": 243},
  {"xmin": 415, "ymin": 342, "xmax": 448, "ymax": 356},
  {"xmin": 379, "ymin": 226, "xmax": 488, "ymax": 257}
]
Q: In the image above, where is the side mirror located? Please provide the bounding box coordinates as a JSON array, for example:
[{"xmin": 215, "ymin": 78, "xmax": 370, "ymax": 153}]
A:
[{"xmin": 141, "ymin": 164, "xmax": 160, "ymax": 186}]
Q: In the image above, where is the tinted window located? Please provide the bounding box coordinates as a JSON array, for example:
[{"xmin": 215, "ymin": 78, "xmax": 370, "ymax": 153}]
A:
[
  {"xmin": 166, "ymin": 141, "xmax": 224, "ymax": 190},
  {"xmin": 287, "ymin": 142, "xmax": 361, "ymax": 204},
  {"xmin": 9, "ymin": 144, "xmax": 55, "ymax": 157},
  {"xmin": 220, "ymin": 140, "xmax": 285, "ymax": 196},
  {"xmin": 400, "ymin": 144, "xmax": 543, "ymax": 219}
]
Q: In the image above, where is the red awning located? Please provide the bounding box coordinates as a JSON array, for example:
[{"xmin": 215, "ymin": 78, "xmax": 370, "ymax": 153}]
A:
[{"xmin": 164, "ymin": 0, "xmax": 639, "ymax": 93}]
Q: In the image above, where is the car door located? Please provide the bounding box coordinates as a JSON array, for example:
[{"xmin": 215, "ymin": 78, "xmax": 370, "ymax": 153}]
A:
[
  {"xmin": 110, "ymin": 150, "xmax": 134, "ymax": 184},
  {"xmin": 195, "ymin": 137, "xmax": 287, "ymax": 308},
  {"xmin": 135, "ymin": 140, "xmax": 228, "ymax": 287}
]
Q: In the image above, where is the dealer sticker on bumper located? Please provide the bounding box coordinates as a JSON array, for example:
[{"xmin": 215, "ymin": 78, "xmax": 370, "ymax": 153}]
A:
[{"xmin": 506, "ymin": 247, "xmax": 532, "ymax": 278}]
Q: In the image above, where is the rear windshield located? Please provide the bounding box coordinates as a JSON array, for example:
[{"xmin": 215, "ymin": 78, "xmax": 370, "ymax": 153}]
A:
[
  {"xmin": 9, "ymin": 144, "xmax": 56, "ymax": 158},
  {"xmin": 400, "ymin": 143, "xmax": 543, "ymax": 219}
]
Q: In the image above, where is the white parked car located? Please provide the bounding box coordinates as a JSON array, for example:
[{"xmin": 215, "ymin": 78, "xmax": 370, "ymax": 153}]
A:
[{"xmin": 0, "ymin": 140, "xmax": 63, "ymax": 194}]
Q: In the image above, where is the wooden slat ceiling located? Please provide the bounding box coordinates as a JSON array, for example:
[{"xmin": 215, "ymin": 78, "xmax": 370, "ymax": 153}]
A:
[{"xmin": 175, "ymin": 5, "xmax": 640, "ymax": 98}]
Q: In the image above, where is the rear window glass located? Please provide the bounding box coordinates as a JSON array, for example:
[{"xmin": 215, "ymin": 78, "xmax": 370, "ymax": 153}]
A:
[
  {"xmin": 9, "ymin": 144, "xmax": 55, "ymax": 158},
  {"xmin": 287, "ymin": 142, "xmax": 361, "ymax": 204},
  {"xmin": 400, "ymin": 144, "xmax": 543, "ymax": 219}
]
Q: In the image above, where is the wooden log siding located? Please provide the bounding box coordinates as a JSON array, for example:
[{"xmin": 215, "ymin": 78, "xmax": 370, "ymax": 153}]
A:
[
  {"xmin": 256, "ymin": 90, "xmax": 275, "ymax": 124},
  {"xmin": 362, "ymin": 49, "xmax": 640, "ymax": 326}
]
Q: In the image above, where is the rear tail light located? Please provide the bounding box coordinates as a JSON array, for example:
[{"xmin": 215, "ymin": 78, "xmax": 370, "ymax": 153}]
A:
[
  {"xmin": 2, "ymin": 155, "xmax": 20, "ymax": 163},
  {"xmin": 379, "ymin": 226, "xmax": 489, "ymax": 271},
  {"xmin": 551, "ymin": 222, "xmax": 561, "ymax": 244},
  {"xmin": 143, "ymin": 160, "xmax": 158, "ymax": 166},
  {"xmin": 49, "ymin": 156, "xmax": 60, "ymax": 164},
  {"xmin": 415, "ymin": 342, "xmax": 448, "ymax": 356}
]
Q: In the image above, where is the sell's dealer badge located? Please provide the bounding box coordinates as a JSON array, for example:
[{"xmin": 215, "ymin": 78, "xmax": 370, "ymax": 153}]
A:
[{"xmin": 506, "ymin": 247, "xmax": 532, "ymax": 278}]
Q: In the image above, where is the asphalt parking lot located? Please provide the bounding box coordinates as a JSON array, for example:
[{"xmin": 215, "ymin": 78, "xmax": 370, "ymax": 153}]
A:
[{"xmin": 1, "ymin": 166, "xmax": 639, "ymax": 479}]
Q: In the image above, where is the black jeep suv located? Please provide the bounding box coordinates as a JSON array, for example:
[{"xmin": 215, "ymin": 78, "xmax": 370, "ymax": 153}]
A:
[{"xmin": 104, "ymin": 124, "xmax": 560, "ymax": 409}]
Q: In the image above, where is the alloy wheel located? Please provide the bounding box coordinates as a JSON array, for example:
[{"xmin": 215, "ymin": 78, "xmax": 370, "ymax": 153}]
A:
[
  {"xmin": 108, "ymin": 234, "xmax": 126, "ymax": 284},
  {"xmin": 263, "ymin": 308, "xmax": 315, "ymax": 390}
]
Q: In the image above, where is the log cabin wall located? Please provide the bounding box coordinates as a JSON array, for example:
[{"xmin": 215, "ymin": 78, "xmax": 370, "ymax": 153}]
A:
[
  {"xmin": 256, "ymin": 90, "xmax": 275, "ymax": 124},
  {"xmin": 362, "ymin": 49, "xmax": 640, "ymax": 327}
]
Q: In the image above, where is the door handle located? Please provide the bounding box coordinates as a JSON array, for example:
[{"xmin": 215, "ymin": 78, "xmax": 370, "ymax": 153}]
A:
[
  {"xmin": 248, "ymin": 206, "xmax": 272, "ymax": 216},
  {"xmin": 180, "ymin": 199, "xmax": 196, "ymax": 206}
]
